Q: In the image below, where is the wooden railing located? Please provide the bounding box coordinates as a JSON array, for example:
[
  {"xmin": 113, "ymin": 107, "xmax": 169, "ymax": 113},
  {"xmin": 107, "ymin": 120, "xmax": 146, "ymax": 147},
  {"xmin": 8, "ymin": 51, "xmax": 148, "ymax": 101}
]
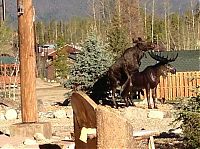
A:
[
  {"xmin": 142, "ymin": 71, "xmax": 200, "ymax": 100},
  {"xmin": 0, "ymin": 76, "xmax": 20, "ymax": 86},
  {"xmin": 0, "ymin": 64, "xmax": 20, "ymax": 87}
]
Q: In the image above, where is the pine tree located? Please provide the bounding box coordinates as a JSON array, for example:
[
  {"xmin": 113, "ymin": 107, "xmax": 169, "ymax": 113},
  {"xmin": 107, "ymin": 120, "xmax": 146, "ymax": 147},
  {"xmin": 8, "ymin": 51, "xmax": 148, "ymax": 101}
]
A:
[
  {"xmin": 107, "ymin": 13, "xmax": 129, "ymax": 58},
  {"xmin": 174, "ymin": 89, "xmax": 200, "ymax": 148},
  {"xmin": 65, "ymin": 32, "xmax": 114, "ymax": 90},
  {"xmin": 0, "ymin": 22, "xmax": 13, "ymax": 54},
  {"xmin": 53, "ymin": 48, "xmax": 69, "ymax": 79}
]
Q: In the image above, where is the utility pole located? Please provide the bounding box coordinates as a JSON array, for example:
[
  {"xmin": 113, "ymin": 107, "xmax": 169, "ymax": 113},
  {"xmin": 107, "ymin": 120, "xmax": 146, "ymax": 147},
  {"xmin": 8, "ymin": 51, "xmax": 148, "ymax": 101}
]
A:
[
  {"xmin": 17, "ymin": 0, "xmax": 38, "ymax": 123},
  {"xmin": 10, "ymin": 0, "xmax": 51, "ymax": 139}
]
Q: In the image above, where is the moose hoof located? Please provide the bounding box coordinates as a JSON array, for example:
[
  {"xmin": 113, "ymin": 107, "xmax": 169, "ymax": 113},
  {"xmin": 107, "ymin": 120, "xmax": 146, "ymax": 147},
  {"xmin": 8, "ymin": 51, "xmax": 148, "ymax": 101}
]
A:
[
  {"xmin": 113, "ymin": 104, "xmax": 118, "ymax": 109},
  {"xmin": 154, "ymin": 106, "xmax": 158, "ymax": 109}
]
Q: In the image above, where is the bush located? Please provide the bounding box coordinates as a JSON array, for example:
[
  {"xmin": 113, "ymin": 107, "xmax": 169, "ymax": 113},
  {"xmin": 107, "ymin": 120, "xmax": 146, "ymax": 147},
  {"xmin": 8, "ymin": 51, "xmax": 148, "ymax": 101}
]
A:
[
  {"xmin": 174, "ymin": 88, "xmax": 200, "ymax": 149},
  {"xmin": 65, "ymin": 32, "xmax": 114, "ymax": 91}
]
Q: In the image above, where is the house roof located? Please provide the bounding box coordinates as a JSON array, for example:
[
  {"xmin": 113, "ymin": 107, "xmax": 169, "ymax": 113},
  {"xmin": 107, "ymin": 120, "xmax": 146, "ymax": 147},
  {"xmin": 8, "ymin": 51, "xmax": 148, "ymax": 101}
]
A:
[
  {"xmin": 140, "ymin": 50, "xmax": 200, "ymax": 72},
  {"xmin": 0, "ymin": 56, "xmax": 18, "ymax": 64},
  {"xmin": 59, "ymin": 44, "xmax": 81, "ymax": 54},
  {"xmin": 41, "ymin": 44, "xmax": 56, "ymax": 49}
]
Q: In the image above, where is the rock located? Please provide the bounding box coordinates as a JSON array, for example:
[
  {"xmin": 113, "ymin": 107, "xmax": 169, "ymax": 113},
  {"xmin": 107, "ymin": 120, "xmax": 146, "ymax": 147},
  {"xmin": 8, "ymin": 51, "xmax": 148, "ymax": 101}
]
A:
[
  {"xmin": 169, "ymin": 128, "xmax": 183, "ymax": 134},
  {"xmin": 34, "ymin": 133, "xmax": 46, "ymax": 142},
  {"xmin": 164, "ymin": 110, "xmax": 173, "ymax": 118},
  {"xmin": 147, "ymin": 110, "xmax": 164, "ymax": 119},
  {"xmin": 0, "ymin": 113, "xmax": 5, "ymax": 120},
  {"xmin": 51, "ymin": 136, "xmax": 61, "ymax": 142},
  {"xmin": 1, "ymin": 144, "xmax": 15, "ymax": 149},
  {"xmin": 54, "ymin": 110, "xmax": 66, "ymax": 118},
  {"xmin": 38, "ymin": 99, "xmax": 44, "ymax": 111},
  {"xmin": 40, "ymin": 112, "xmax": 54, "ymax": 118},
  {"xmin": 66, "ymin": 107, "xmax": 73, "ymax": 118},
  {"xmin": 17, "ymin": 111, "xmax": 21, "ymax": 119},
  {"xmin": 23, "ymin": 139, "xmax": 37, "ymax": 145},
  {"xmin": 67, "ymin": 143, "xmax": 75, "ymax": 149},
  {"xmin": 5, "ymin": 109, "xmax": 18, "ymax": 120}
]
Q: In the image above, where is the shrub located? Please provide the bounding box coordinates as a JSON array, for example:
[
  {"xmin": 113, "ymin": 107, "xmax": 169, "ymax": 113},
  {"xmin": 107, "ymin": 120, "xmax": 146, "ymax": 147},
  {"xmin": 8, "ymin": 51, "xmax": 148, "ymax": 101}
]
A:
[
  {"xmin": 174, "ymin": 87, "xmax": 200, "ymax": 149},
  {"xmin": 65, "ymin": 32, "xmax": 114, "ymax": 91}
]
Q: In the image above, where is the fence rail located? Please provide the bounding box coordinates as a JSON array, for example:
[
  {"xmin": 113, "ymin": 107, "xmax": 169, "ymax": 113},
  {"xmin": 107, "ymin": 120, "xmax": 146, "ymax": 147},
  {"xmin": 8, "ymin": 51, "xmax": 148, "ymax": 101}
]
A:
[
  {"xmin": 142, "ymin": 71, "xmax": 200, "ymax": 100},
  {"xmin": 0, "ymin": 76, "xmax": 20, "ymax": 88}
]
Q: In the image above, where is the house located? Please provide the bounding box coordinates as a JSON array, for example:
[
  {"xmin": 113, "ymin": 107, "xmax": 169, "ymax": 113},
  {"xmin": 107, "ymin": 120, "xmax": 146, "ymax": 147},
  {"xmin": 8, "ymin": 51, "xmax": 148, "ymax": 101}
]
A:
[{"xmin": 36, "ymin": 44, "xmax": 80, "ymax": 81}]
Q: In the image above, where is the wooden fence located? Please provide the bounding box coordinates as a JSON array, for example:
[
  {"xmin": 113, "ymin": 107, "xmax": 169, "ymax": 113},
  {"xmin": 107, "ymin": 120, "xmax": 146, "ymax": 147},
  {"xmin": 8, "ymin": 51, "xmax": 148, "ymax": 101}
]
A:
[
  {"xmin": 0, "ymin": 76, "xmax": 20, "ymax": 87},
  {"xmin": 142, "ymin": 71, "xmax": 200, "ymax": 100},
  {"xmin": 0, "ymin": 64, "xmax": 20, "ymax": 88}
]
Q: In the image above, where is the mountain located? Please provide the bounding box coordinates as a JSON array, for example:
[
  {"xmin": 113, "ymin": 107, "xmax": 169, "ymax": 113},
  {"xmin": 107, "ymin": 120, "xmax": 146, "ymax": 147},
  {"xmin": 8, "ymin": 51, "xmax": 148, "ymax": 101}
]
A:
[
  {"xmin": 6, "ymin": 0, "xmax": 88, "ymax": 23},
  {"xmin": 141, "ymin": 0, "xmax": 199, "ymax": 15},
  {"xmin": 5, "ymin": 0, "xmax": 198, "ymax": 23}
]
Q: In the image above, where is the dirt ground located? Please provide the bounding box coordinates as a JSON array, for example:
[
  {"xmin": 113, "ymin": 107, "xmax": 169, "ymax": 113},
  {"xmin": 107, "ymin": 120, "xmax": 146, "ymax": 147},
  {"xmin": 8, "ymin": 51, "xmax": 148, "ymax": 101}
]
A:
[
  {"xmin": 35, "ymin": 78, "xmax": 180, "ymax": 133},
  {"xmin": 0, "ymin": 78, "xmax": 182, "ymax": 148},
  {"xmin": 35, "ymin": 78, "xmax": 74, "ymax": 137}
]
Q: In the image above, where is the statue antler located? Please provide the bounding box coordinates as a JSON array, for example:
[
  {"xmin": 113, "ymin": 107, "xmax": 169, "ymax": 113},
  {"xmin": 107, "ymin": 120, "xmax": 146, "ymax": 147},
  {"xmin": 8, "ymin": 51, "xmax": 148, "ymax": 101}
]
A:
[{"xmin": 148, "ymin": 51, "xmax": 178, "ymax": 63}]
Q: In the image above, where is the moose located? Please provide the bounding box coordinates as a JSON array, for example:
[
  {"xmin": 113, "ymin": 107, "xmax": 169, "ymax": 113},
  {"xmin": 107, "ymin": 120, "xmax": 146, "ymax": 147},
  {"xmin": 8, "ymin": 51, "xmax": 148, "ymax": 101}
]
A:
[
  {"xmin": 107, "ymin": 38, "xmax": 164, "ymax": 108},
  {"xmin": 121, "ymin": 51, "xmax": 178, "ymax": 109}
]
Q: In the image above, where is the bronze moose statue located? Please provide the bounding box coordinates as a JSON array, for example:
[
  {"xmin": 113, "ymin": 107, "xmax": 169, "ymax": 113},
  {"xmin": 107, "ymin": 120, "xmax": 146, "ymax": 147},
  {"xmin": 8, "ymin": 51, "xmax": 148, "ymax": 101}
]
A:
[{"xmin": 121, "ymin": 51, "xmax": 178, "ymax": 109}]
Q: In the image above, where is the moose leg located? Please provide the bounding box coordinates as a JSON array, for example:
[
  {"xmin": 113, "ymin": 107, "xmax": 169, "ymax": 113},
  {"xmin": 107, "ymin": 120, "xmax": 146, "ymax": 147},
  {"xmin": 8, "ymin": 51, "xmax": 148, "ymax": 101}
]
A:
[
  {"xmin": 146, "ymin": 86, "xmax": 152, "ymax": 109},
  {"xmin": 108, "ymin": 70, "xmax": 118, "ymax": 108},
  {"xmin": 128, "ymin": 89, "xmax": 135, "ymax": 106},
  {"xmin": 121, "ymin": 76, "xmax": 132, "ymax": 107},
  {"xmin": 110, "ymin": 78, "xmax": 118, "ymax": 108},
  {"xmin": 152, "ymin": 88, "xmax": 157, "ymax": 109},
  {"xmin": 112, "ymin": 87, "xmax": 118, "ymax": 108},
  {"xmin": 122, "ymin": 63, "xmax": 133, "ymax": 107}
]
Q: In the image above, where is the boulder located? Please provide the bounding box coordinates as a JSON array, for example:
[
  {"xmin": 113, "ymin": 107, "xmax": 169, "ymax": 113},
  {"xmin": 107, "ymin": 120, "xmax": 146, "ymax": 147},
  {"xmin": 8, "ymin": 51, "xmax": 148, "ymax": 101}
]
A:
[
  {"xmin": 66, "ymin": 107, "xmax": 73, "ymax": 118},
  {"xmin": 147, "ymin": 110, "xmax": 164, "ymax": 119},
  {"xmin": 0, "ymin": 113, "xmax": 5, "ymax": 120},
  {"xmin": 5, "ymin": 109, "xmax": 18, "ymax": 120},
  {"xmin": 23, "ymin": 139, "xmax": 37, "ymax": 145},
  {"xmin": 54, "ymin": 110, "xmax": 66, "ymax": 118},
  {"xmin": 34, "ymin": 133, "xmax": 46, "ymax": 142},
  {"xmin": 1, "ymin": 144, "xmax": 15, "ymax": 149}
]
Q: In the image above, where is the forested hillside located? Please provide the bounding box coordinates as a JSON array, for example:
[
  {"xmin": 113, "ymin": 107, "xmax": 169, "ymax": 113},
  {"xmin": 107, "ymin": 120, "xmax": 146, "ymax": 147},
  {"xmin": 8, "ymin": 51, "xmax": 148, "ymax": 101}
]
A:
[
  {"xmin": 6, "ymin": 0, "xmax": 88, "ymax": 22},
  {"xmin": 3, "ymin": 0, "xmax": 200, "ymax": 52},
  {"xmin": 6, "ymin": 0, "xmax": 197, "ymax": 22}
]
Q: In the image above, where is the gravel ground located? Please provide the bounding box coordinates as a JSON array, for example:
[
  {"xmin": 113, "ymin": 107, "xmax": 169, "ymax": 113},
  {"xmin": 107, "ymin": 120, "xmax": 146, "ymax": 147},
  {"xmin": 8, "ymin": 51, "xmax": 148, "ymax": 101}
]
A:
[{"xmin": 0, "ymin": 78, "xmax": 182, "ymax": 148}]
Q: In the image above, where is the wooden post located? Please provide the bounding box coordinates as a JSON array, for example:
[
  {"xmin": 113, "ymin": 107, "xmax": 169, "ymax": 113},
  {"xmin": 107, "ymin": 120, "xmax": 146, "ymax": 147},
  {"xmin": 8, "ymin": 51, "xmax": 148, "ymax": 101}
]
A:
[
  {"xmin": 10, "ymin": 1, "xmax": 51, "ymax": 139},
  {"xmin": 2, "ymin": 0, "xmax": 5, "ymax": 21},
  {"xmin": 17, "ymin": 0, "xmax": 38, "ymax": 123}
]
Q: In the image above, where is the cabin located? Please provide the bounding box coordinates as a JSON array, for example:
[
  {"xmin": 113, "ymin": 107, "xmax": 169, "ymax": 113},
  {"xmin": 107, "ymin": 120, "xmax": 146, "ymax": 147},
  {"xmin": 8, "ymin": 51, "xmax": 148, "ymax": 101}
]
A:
[{"xmin": 36, "ymin": 44, "xmax": 80, "ymax": 81}]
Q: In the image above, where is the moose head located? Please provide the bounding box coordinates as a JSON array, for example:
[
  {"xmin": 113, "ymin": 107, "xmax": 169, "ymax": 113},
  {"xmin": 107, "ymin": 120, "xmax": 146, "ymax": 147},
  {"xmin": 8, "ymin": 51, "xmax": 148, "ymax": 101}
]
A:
[
  {"xmin": 148, "ymin": 51, "xmax": 178, "ymax": 76},
  {"xmin": 132, "ymin": 37, "xmax": 166, "ymax": 52}
]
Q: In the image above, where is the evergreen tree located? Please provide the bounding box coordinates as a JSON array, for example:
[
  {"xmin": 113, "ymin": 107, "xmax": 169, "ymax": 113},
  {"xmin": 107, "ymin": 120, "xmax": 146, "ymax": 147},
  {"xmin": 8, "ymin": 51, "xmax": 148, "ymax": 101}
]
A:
[
  {"xmin": 0, "ymin": 22, "xmax": 13, "ymax": 54},
  {"xmin": 35, "ymin": 21, "xmax": 45, "ymax": 45},
  {"xmin": 107, "ymin": 14, "xmax": 129, "ymax": 58},
  {"xmin": 65, "ymin": 32, "xmax": 114, "ymax": 90},
  {"xmin": 53, "ymin": 48, "xmax": 69, "ymax": 79},
  {"xmin": 173, "ymin": 89, "xmax": 200, "ymax": 148}
]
